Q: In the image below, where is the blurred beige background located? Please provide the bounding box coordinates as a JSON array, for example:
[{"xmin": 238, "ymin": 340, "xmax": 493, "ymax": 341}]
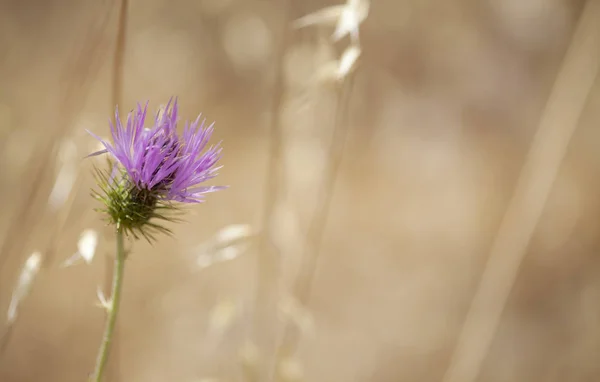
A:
[{"xmin": 1, "ymin": 0, "xmax": 600, "ymax": 381}]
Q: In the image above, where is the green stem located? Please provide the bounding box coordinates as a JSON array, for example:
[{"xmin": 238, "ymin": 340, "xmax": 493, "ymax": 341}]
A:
[{"xmin": 91, "ymin": 228, "xmax": 126, "ymax": 382}]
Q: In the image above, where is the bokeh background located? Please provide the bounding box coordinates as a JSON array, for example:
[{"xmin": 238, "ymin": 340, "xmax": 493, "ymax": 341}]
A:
[{"xmin": 1, "ymin": 0, "xmax": 600, "ymax": 381}]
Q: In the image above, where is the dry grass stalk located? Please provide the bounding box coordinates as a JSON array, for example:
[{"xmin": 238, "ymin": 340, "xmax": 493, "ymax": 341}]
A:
[
  {"xmin": 269, "ymin": 74, "xmax": 356, "ymax": 382},
  {"xmin": 441, "ymin": 2, "xmax": 600, "ymax": 382},
  {"xmin": 252, "ymin": 1, "xmax": 293, "ymax": 380},
  {"xmin": 0, "ymin": 1, "xmax": 116, "ymax": 273}
]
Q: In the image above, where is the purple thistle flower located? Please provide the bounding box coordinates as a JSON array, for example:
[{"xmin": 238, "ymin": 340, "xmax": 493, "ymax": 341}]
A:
[
  {"xmin": 89, "ymin": 99, "xmax": 225, "ymax": 238},
  {"xmin": 91, "ymin": 99, "xmax": 225, "ymax": 203}
]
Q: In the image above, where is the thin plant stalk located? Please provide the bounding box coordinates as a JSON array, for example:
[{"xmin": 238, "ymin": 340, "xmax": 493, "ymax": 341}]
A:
[
  {"xmin": 0, "ymin": 1, "xmax": 114, "ymax": 273},
  {"xmin": 103, "ymin": 0, "xmax": 129, "ymax": 379},
  {"xmin": 91, "ymin": 228, "xmax": 126, "ymax": 382},
  {"xmin": 251, "ymin": 1, "xmax": 292, "ymax": 380},
  {"xmin": 44, "ymin": 171, "xmax": 84, "ymax": 267},
  {"xmin": 292, "ymin": 75, "xmax": 355, "ymax": 304},
  {"xmin": 270, "ymin": 75, "xmax": 356, "ymax": 382},
  {"xmin": 441, "ymin": 1, "xmax": 600, "ymax": 381},
  {"xmin": 0, "ymin": 326, "xmax": 14, "ymax": 361}
]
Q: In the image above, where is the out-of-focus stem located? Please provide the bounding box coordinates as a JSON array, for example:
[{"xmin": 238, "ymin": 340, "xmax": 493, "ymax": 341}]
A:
[
  {"xmin": 91, "ymin": 228, "xmax": 126, "ymax": 382},
  {"xmin": 293, "ymin": 76, "xmax": 355, "ymax": 304},
  {"xmin": 252, "ymin": 0, "xmax": 292, "ymax": 380},
  {"xmin": 0, "ymin": 0, "xmax": 114, "ymax": 273},
  {"xmin": 441, "ymin": 1, "xmax": 600, "ymax": 382},
  {"xmin": 271, "ymin": 75, "xmax": 356, "ymax": 381},
  {"xmin": 111, "ymin": 0, "xmax": 128, "ymax": 113},
  {"xmin": 0, "ymin": 325, "xmax": 14, "ymax": 362}
]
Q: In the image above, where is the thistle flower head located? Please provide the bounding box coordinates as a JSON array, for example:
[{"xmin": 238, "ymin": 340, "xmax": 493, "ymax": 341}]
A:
[{"xmin": 89, "ymin": 98, "xmax": 225, "ymax": 239}]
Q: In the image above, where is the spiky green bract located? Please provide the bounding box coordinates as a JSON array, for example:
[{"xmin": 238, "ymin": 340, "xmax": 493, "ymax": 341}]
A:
[{"xmin": 91, "ymin": 165, "xmax": 184, "ymax": 243}]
